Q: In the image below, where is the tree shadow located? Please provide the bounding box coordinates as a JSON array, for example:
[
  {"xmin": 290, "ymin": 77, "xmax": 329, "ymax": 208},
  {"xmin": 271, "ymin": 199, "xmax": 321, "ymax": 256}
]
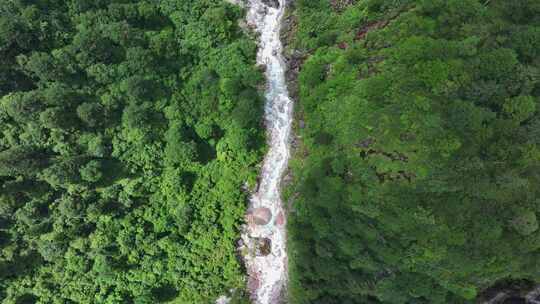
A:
[{"xmin": 151, "ymin": 284, "xmax": 178, "ymax": 303}]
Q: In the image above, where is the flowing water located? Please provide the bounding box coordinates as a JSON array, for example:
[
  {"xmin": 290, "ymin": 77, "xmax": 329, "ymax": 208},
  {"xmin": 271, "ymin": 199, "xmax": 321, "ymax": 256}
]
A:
[
  {"xmin": 243, "ymin": 0, "xmax": 292, "ymax": 303},
  {"xmin": 217, "ymin": 0, "xmax": 292, "ymax": 302}
]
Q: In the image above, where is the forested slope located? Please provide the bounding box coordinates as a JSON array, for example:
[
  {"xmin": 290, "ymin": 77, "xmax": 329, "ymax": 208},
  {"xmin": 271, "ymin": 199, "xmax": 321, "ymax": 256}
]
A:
[
  {"xmin": 285, "ymin": 0, "xmax": 540, "ymax": 303},
  {"xmin": 0, "ymin": 0, "xmax": 263, "ymax": 303}
]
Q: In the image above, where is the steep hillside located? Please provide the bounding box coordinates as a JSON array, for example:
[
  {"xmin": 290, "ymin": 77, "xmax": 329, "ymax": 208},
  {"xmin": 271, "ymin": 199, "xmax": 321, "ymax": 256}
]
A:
[
  {"xmin": 0, "ymin": 1, "xmax": 263, "ymax": 303},
  {"xmin": 285, "ymin": 0, "xmax": 540, "ymax": 303}
]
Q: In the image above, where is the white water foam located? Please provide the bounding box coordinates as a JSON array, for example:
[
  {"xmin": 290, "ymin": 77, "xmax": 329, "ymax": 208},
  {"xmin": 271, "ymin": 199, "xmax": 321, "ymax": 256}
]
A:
[
  {"xmin": 217, "ymin": 0, "xmax": 292, "ymax": 303},
  {"xmin": 243, "ymin": 0, "xmax": 292, "ymax": 303}
]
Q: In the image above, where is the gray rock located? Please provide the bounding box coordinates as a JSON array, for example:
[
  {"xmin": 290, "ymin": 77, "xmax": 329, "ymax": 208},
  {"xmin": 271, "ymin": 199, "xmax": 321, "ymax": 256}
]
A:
[
  {"xmin": 262, "ymin": 0, "xmax": 280, "ymax": 8},
  {"xmin": 357, "ymin": 137, "xmax": 375, "ymax": 148}
]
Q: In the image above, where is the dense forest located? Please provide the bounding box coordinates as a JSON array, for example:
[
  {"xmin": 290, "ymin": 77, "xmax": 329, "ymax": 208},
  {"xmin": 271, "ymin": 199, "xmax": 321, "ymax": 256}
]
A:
[
  {"xmin": 285, "ymin": 0, "xmax": 540, "ymax": 303},
  {"xmin": 3, "ymin": 0, "xmax": 540, "ymax": 303},
  {"xmin": 0, "ymin": 0, "xmax": 263, "ymax": 303}
]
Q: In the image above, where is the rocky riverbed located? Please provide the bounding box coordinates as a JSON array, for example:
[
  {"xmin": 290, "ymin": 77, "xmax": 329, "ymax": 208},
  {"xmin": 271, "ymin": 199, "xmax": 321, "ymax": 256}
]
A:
[
  {"xmin": 220, "ymin": 0, "xmax": 293, "ymax": 303},
  {"xmin": 239, "ymin": 0, "xmax": 292, "ymax": 303}
]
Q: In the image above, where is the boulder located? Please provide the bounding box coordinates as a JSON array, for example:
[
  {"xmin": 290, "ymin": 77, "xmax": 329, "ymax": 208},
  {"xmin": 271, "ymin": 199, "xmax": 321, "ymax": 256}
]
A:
[
  {"xmin": 262, "ymin": 0, "xmax": 279, "ymax": 8},
  {"xmin": 254, "ymin": 237, "xmax": 272, "ymax": 256},
  {"xmin": 247, "ymin": 207, "xmax": 272, "ymax": 226}
]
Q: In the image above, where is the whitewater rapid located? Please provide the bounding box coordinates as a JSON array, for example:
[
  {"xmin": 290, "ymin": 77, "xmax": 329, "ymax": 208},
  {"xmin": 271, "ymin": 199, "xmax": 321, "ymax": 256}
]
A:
[
  {"xmin": 217, "ymin": 0, "xmax": 292, "ymax": 302},
  {"xmin": 242, "ymin": 0, "xmax": 292, "ymax": 303}
]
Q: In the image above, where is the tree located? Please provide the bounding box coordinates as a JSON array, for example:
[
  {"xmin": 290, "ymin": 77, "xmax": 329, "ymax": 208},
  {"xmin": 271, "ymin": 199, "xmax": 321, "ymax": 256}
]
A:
[
  {"xmin": 80, "ymin": 160, "xmax": 103, "ymax": 183},
  {"xmin": 503, "ymin": 95, "xmax": 536, "ymax": 123},
  {"xmin": 40, "ymin": 107, "xmax": 77, "ymax": 130},
  {"xmin": 40, "ymin": 156, "xmax": 88, "ymax": 187},
  {"xmin": 77, "ymin": 102, "xmax": 105, "ymax": 128},
  {"xmin": 1, "ymin": 91, "xmax": 43, "ymax": 123},
  {"xmin": 511, "ymin": 209, "xmax": 539, "ymax": 236},
  {"xmin": 19, "ymin": 52, "xmax": 58, "ymax": 82},
  {"xmin": 0, "ymin": 146, "xmax": 48, "ymax": 177},
  {"xmin": 122, "ymin": 102, "xmax": 153, "ymax": 129}
]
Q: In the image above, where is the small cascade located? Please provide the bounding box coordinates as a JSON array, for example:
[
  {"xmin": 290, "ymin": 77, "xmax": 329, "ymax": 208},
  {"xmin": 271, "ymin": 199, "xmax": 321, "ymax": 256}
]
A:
[{"xmin": 241, "ymin": 0, "xmax": 292, "ymax": 303}]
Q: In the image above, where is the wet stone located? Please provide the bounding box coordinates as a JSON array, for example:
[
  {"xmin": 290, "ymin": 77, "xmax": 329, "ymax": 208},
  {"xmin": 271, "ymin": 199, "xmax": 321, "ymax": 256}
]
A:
[
  {"xmin": 275, "ymin": 211, "xmax": 285, "ymax": 226},
  {"xmin": 257, "ymin": 64, "xmax": 267, "ymax": 73},
  {"xmin": 262, "ymin": 0, "xmax": 280, "ymax": 8},
  {"xmin": 247, "ymin": 207, "xmax": 273, "ymax": 226},
  {"xmin": 254, "ymin": 237, "xmax": 272, "ymax": 256}
]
